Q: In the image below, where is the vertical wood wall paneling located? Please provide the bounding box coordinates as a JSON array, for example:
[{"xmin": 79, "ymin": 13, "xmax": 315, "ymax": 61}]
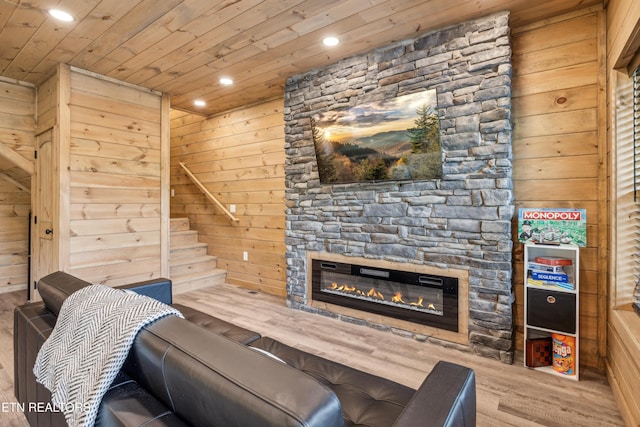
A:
[
  {"xmin": 170, "ymin": 99, "xmax": 286, "ymax": 296},
  {"xmin": 511, "ymin": 7, "xmax": 606, "ymax": 370},
  {"xmin": 595, "ymin": 8, "xmax": 609, "ymax": 372},
  {"xmin": 57, "ymin": 64, "xmax": 71, "ymax": 274},
  {"xmin": 0, "ymin": 77, "xmax": 34, "ymax": 293},
  {"xmin": 68, "ymin": 69, "xmax": 163, "ymax": 286},
  {"xmin": 161, "ymin": 94, "xmax": 170, "ymax": 278},
  {"xmin": 35, "ymin": 73, "xmax": 57, "ymax": 135}
]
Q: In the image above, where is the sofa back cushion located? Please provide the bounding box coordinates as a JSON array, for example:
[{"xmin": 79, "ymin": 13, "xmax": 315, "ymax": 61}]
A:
[
  {"xmin": 124, "ymin": 315, "xmax": 344, "ymax": 427},
  {"xmin": 38, "ymin": 272, "xmax": 174, "ymax": 316}
]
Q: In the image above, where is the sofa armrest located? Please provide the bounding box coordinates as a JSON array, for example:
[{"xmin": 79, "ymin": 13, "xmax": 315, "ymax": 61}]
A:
[
  {"xmin": 14, "ymin": 302, "xmax": 67, "ymax": 427},
  {"xmin": 117, "ymin": 278, "xmax": 173, "ymax": 305},
  {"xmin": 38, "ymin": 272, "xmax": 92, "ymax": 316},
  {"xmin": 392, "ymin": 361, "xmax": 476, "ymax": 427}
]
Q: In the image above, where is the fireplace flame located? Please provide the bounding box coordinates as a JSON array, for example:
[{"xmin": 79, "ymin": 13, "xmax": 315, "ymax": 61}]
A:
[
  {"xmin": 330, "ymin": 282, "xmax": 357, "ymax": 293},
  {"xmin": 366, "ymin": 288, "xmax": 384, "ymax": 300},
  {"xmin": 325, "ymin": 282, "xmax": 439, "ymax": 314},
  {"xmin": 391, "ymin": 292, "xmax": 405, "ymax": 304},
  {"xmin": 409, "ymin": 296, "xmax": 424, "ymax": 307}
]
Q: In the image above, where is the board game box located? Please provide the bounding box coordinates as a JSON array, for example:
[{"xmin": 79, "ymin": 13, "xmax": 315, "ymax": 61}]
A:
[
  {"xmin": 518, "ymin": 208, "xmax": 586, "ymax": 247},
  {"xmin": 526, "ymin": 337, "xmax": 553, "ymax": 367}
]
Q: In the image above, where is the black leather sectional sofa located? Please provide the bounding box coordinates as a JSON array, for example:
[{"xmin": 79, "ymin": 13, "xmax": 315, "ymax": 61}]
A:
[{"xmin": 14, "ymin": 271, "xmax": 476, "ymax": 427}]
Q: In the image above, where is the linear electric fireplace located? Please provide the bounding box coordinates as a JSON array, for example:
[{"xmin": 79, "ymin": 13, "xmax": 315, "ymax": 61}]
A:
[{"xmin": 311, "ymin": 259, "xmax": 459, "ymax": 332}]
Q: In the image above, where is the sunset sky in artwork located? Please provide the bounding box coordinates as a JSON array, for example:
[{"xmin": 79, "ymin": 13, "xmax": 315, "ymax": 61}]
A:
[{"xmin": 314, "ymin": 89, "xmax": 438, "ymax": 144}]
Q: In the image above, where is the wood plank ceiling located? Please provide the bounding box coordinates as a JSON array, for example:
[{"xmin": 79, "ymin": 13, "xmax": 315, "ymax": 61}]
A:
[{"xmin": 0, "ymin": 0, "xmax": 601, "ymax": 117}]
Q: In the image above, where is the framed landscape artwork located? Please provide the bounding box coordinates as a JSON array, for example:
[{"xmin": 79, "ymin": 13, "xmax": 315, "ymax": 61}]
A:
[{"xmin": 311, "ymin": 89, "xmax": 442, "ymax": 184}]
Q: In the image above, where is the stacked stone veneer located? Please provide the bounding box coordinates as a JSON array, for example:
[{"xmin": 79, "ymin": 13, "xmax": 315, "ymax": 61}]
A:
[{"xmin": 284, "ymin": 12, "xmax": 514, "ymax": 363}]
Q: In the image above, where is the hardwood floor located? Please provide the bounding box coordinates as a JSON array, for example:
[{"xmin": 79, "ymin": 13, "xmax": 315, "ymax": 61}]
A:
[{"xmin": 0, "ymin": 285, "xmax": 625, "ymax": 427}]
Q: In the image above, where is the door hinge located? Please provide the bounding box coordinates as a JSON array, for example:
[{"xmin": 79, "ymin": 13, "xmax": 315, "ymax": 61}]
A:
[
  {"xmin": 34, "ymin": 150, "xmax": 37, "ymax": 159},
  {"xmin": 34, "ymin": 216, "xmax": 37, "ymax": 224}
]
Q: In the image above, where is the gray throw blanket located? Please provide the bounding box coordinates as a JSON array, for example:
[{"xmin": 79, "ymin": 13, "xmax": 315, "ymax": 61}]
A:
[{"xmin": 33, "ymin": 284, "xmax": 182, "ymax": 427}]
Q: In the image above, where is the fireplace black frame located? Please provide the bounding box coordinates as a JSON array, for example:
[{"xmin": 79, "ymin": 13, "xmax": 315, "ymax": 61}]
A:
[{"xmin": 311, "ymin": 259, "xmax": 459, "ymax": 332}]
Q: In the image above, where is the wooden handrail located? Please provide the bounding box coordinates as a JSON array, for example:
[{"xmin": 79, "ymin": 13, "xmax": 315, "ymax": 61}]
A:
[
  {"xmin": 179, "ymin": 162, "xmax": 239, "ymax": 223},
  {"xmin": 0, "ymin": 140, "xmax": 34, "ymax": 175},
  {"xmin": 0, "ymin": 171, "xmax": 30, "ymax": 193}
]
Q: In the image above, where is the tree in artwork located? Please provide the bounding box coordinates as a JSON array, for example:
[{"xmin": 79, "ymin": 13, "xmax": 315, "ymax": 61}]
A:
[
  {"xmin": 408, "ymin": 105, "xmax": 440, "ymax": 154},
  {"xmin": 310, "ymin": 116, "xmax": 338, "ymax": 183}
]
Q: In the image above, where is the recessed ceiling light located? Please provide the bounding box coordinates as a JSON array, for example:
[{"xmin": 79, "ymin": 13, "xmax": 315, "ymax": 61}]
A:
[
  {"xmin": 194, "ymin": 100, "xmax": 206, "ymax": 107},
  {"xmin": 323, "ymin": 36, "xmax": 340, "ymax": 47},
  {"xmin": 219, "ymin": 77, "xmax": 233, "ymax": 86},
  {"xmin": 49, "ymin": 9, "xmax": 75, "ymax": 22}
]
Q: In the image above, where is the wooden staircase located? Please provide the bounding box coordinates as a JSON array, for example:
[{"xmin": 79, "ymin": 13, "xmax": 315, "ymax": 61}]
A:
[{"xmin": 170, "ymin": 218, "xmax": 226, "ymax": 294}]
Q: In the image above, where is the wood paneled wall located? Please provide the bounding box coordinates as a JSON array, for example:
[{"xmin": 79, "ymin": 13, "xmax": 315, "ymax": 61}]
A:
[
  {"xmin": 36, "ymin": 73, "xmax": 58, "ymax": 135},
  {"xmin": 0, "ymin": 78, "xmax": 34, "ymax": 293},
  {"xmin": 170, "ymin": 99, "xmax": 286, "ymax": 296},
  {"xmin": 511, "ymin": 7, "xmax": 607, "ymax": 370},
  {"xmin": 65, "ymin": 69, "xmax": 165, "ymax": 286}
]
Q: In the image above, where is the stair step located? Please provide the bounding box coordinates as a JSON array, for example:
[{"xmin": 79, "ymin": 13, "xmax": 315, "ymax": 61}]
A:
[
  {"xmin": 171, "ymin": 269, "xmax": 226, "ymax": 295},
  {"xmin": 170, "ymin": 254, "xmax": 216, "ymax": 267},
  {"xmin": 170, "ymin": 217, "xmax": 190, "ymax": 232},
  {"xmin": 170, "ymin": 230, "xmax": 200, "ymax": 247},
  {"xmin": 169, "ymin": 218, "xmax": 226, "ymax": 295},
  {"xmin": 170, "ymin": 255, "xmax": 218, "ymax": 276},
  {"xmin": 170, "ymin": 243, "xmax": 209, "ymax": 259}
]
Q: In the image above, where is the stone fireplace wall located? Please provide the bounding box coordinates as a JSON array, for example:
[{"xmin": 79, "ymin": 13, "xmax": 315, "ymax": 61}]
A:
[{"xmin": 284, "ymin": 12, "xmax": 514, "ymax": 363}]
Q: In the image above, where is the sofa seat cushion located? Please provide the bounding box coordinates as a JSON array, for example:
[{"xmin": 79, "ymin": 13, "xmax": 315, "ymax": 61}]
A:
[
  {"xmin": 172, "ymin": 303, "xmax": 261, "ymax": 344},
  {"xmin": 251, "ymin": 337, "xmax": 416, "ymax": 427}
]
